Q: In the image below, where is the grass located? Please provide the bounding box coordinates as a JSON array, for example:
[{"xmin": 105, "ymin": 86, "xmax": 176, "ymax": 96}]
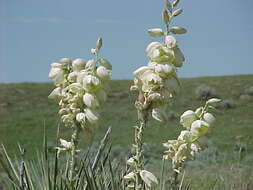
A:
[{"xmin": 0, "ymin": 74, "xmax": 253, "ymax": 189}]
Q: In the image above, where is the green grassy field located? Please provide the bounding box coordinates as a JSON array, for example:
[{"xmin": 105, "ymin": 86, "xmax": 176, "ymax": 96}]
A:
[{"xmin": 0, "ymin": 74, "xmax": 253, "ymax": 189}]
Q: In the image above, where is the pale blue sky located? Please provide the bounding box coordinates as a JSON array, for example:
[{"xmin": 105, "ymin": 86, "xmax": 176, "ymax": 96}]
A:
[{"xmin": 0, "ymin": 0, "xmax": 253, "ymax": 83}]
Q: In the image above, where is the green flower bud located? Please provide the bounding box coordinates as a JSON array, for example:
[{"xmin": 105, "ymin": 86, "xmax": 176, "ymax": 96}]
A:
[
  {"xmin": 163, "ymin": 9, "xmax": 170, "ymax": 24},
  {"xmin": 170, "ymin": 26, "xmax": 187, "ymax": 34},
  {"xmin": 147, "ymin": 28, "xmax": 164, "ymax": 37},
  {"xmin": 96, "ymin": 37, "xmax": 103, "ymax": 50},
  {"xmin": 172, "ymin": 8, "xmax": 183, "ymax": 17}
]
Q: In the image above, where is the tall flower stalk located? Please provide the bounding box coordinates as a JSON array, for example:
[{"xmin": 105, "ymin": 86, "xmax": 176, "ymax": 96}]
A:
[
  {"xmin": 48, "ymin": 37, "xmax": 112, "ymax": 185},
  {"xmin": 125, "ymin": 0, "xmax": 186, "ymax": 189}
]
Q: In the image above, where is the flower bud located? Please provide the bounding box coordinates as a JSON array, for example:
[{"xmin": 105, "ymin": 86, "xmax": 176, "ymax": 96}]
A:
[
  {"xmin": 96, "ymin": 37, "xmax": 103, "ymax": 50},
  {"xmin": 147, "ymin": 28, "xmax": 164, "ymax": 38},
  {"xmin": 48, "ymin": 87, "xmax": 62, "ymax": 100},
  {"xmin": 59, "ymin": 58, "xmax": 72, "ymax": 66},
  {"xmin": 72, "ymin": 58, "xmax": 86, "ymax": 71},
  {"xmin": 172, "ymin": 9, "xmax": 183, "ymax": 17},
  {"xmin": 206, "ymin": 98, "xmax": 221, "ymax": 104},
  {"xmin": 170, "ymin": 27, "xmax": 187, "ymax": 34},
  {"xmin": 85, "ymin": 108, "xmax": 99, "ymax": 124},
  {"xmin": 90, "ymin": 48, "xmax": 97, "ymax": 55},
  {"xmin": 83, "ymin": 93, "xmax": 99, "ymax": 108},
  {"xmin": 180, "ymin": 110, "xmax": 197, "ymax": 129},
  {"xmin": 133, "ymin": 66, "xmax": 150, "ymax": 77},
  {"xmin": 96, "ymin": 66, "xmax": 111, "ymax": 80},
  {"xmin": 163, "ymin": 9, "xmax": 170, "ymax": 24}
]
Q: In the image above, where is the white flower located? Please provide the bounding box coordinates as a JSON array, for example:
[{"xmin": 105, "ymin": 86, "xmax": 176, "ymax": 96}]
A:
[
  {"xmin": 147, "ymin": 28, "xmax": 164, "ymax": 37},
  {"xmin": 206, "ymin": 98, "xmax": 221, "ymax": 104},
  {"xmin": 59, "ymin": 58, "xmax": 71, "ymax": 66},
  {"xmin": 203, "ymin": 113, "xmax": 215, "ymax": 124},
  {"xmin": 59, "ymin": 138, "xmax": 72, "ymax": 149},
  {"xmin": 72, "ymin": 58, "xmax": 86, "ymax": 71},
  {"xmin": 67, "ymin": 71, "xmax": 77, "ymax": 83},
  {"xmin": 85, "ymin": 59, "xmax": 96, "ymax": 70},
  {"xmin": 180, "ymin": 110, "xmax": 197, "ymax": 129},
  {"xmin": 90, "ymin": 48, "xmax": 97, "ymax": 55},
  {"xmin": 83, "ymin": 93, "xmax": 99, "ymax": 108},
  {"xmin": 76, "ymin": 112, "xmax": 86, "ymax": 122},
  {"xmin": 76, "ymin": 70, "xmax": 89, "ymax": 84},
  {"xmin": 48, "ymin": 87, "xmax": 62, "ymax": 100},
  {"xmin": 154, "ymin": 64, "xmax": 175, "ymax": 77},
  {"xmin": 83, "ymin": 75, "xmax": 100, "ymax": 91},
  {"xmin": 96, "ymin": 66, "xmax": 111, "ymax": 80},
  {"xmin": 190, "ymin": 120, "xmax": 210, "ymax": 137},
  {"xmin": 48, "ymin": 67, "xmax": 65, "ymax": 85},
  {"xmin": 177, "ymin": 130, "xmax": 192, "ymax": 142},
  {"xmin": 85, "ymin": 108, "xmax": 99, "ymax": 124},
  {"xmin": 139, "ymin": 170, "xmax": 158, "ymax": 188},
  {"xmin": 152, "ymin": 107, "xmax": 167, "ymax": 122},
  {"xmin": 133, "ymin": 66, "xmax": 151, "ymax": 78},
  {"xmin": 123, "ymin": 172, "xmax": 136, "ymax": 181},
  {"xmin": 165, "ymin": 35, "xmax": 177, "ymax": 48},
  {"xmin": 146, "ymin": 42, "xmax": 162, "ymax": 54}
]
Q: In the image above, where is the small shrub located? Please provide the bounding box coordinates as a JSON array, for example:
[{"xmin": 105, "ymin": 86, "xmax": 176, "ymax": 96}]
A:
[
  {"xmin": 218, "ymin": 99, "xmax": 236, "ymax": 109},
  {"xmin": 195, "ymin": 84, "xmax": 217, "ymax": 100}
]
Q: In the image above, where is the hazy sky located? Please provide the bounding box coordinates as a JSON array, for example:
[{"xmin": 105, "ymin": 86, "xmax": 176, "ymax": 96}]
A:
[{"xmin": 0, "ymin": 0, "xmax": 253, "ymax": 83}]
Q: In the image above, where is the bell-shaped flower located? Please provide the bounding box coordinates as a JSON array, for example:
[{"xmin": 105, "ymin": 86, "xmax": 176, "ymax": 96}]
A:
[
  {"xmin": 76, "ymin": 70, "xmax": 89, "ymax": 84},
  {"xmin": 165, "ymin": 35, "xmax": 177, "ymax": 48},
  {"xmin": 177, "ymin": 130, "xmax": 192, "ymax": 142},
  {"xmin": 154, "ymin": 64, "xmax": 175, "ymax": 78},
  {"xmin": 96, "ymin": 66, "xmax": 111, "ymax": 80},
  {"xmin": 190, "ymin": 120, "xmax": 210, "ymax": 137},
  {"xmin": 48, "ymin": 87, "xmax": 62, "ymax": 100},
  {"xmin": 152, "ymin": 107, "xmax": 167, "ymax": 122},
  {"xmin": 140, "ymin": 170, "xmax": 158, "ymax": 188},
  {"xmin": 85, "ymin": 59, "xmax": 96, "ymax": 70},
  {"xmin": 84, "ymin": 108, "xmax": 99, "ymax": 124},
  {"xmin": 147, "ymin": 28, "xmax": 164, "ymax": 37},
  {"xmin": 59, "ymin": 58, "xmax": 72, "ymax": 66},
  {"xmin": 83, "ymin": 93, "xmax": 99, "ymax": 108},
  {"xmin": 133, "ymin": 66, "xmax": 151, "ymax": 78},
  {"xmin": 83, "ymin": 75, "xmax": 100, "ymax": 92},
  {"xmin": 67, "ymin": 71, "xmax": 77, "ymax": 83},
  {"xmin": 146, "ymin": 42, "xmax": 162, "ymax": 55},
  {"xmin": 180, "ymin": 110, "xmax": 197, "ymax": 129},
  {"xmin": 72, "ymin": 58, "xmax": 86, "ymax": 71},
  {"xmin": 203, "ymin": 112, "xmax": 215, "ymax": 124},
  {"xmin": 48, "ymin": 67, "xmax": 65, "ymax": 85},
  {"xmin": 76, "ymin": 112, "xmax": 86, "ymax": 122}
]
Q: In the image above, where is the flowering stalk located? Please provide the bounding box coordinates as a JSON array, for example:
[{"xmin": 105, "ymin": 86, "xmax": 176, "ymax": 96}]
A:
[
  {"xmin": 48, "ymin": 37, "xmax": 112, "ymax": 185},
  {"xmin": 124, "ymin": 0, "xmax": 187, "ymax": 188}
]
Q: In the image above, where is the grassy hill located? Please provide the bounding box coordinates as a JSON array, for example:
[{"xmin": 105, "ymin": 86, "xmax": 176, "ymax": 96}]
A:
[{"xmin": 0, "ymin": 75, "xmax": 253, "ymax": 189}]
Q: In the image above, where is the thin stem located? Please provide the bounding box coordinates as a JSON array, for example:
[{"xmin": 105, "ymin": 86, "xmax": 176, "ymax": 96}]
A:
[
  {"xmin": 69, "ymin": 121, "xmax": 81, "ymax": 186},
  {"xmin": 134, "ymin": 108, "xmax": 149, "ymax": 189}
]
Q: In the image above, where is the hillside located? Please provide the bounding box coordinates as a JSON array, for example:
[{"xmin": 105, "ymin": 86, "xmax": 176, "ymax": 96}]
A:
[{"xmin": 0, "ymin": 75, "xmax": 252, "ymax": 156}]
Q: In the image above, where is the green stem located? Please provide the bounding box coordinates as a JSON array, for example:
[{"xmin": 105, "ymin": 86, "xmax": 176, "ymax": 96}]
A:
[
  {"xmin": 69, "ymin": 122, "xmax": 81, "ymax": 186},
  {"xmin": 134, "ymin": 108, "xmax": 149, "ymax": 189}
]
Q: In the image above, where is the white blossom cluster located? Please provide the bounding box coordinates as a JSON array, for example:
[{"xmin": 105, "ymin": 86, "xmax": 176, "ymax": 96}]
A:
[
  {"xmin": 131, "ymin": 35, "xmax": 185, "ymax": 122},
  {"xmin": 163, "ymin": 98, "xmax": 221, "ymax": 173},
  {"xmin": 48, "ymin": 43, "xmax": 112, "ymax": 128}
]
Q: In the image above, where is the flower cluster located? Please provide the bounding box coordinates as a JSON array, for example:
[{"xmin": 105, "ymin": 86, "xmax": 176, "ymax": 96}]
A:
[
  {"xmin": 131, "ymin": 35, "xmax": 185, "ymax": 122},
  {"xmin": 48, "ymin": 38, "xmax": 112, "ymax": 128},
  {"xmin": 163, "ymin": 98, "xmax": 221, "ymax": 173}
]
